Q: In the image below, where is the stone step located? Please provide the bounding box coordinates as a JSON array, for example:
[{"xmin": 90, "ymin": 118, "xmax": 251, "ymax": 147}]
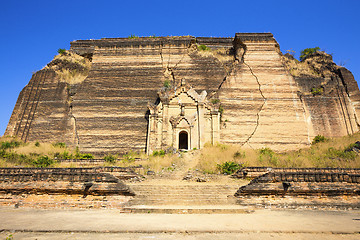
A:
[
  {"xmin": 122, "ymin": 205, "xmax": 254, "ymax": 214},
  {"xmin": 127, "ymin": 184, "xmax": 241, "ymax": 206},
  {"xmin": 132, "ymin": 191, "xmax": 237, "ymax": 195},
  {"xmin": 134, "ymin": 194, "xmax": 232, "ymax": 198},
  {"xmin": 128, "ymin": 197, "xmax": 237, "ymax": 205},
  {"xmin": 129, "ymin": 185, "xmax": 239, "ymax": 190}
]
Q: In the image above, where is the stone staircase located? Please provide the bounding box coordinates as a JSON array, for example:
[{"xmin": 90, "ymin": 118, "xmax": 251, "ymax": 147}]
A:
[{"xmin": 123, "ymin": 182, "xmax": 252, "ymax": 214}]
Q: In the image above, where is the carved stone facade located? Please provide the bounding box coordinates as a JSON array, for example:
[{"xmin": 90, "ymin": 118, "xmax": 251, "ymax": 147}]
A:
[{"xmin": 147, "ymin": 79, "xmax": 220, "ymax": 154}]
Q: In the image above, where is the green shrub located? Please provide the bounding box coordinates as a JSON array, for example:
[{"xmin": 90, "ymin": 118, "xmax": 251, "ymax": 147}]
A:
[
  {"xmin": 311, "ymin": 87, "xmax": 323, "ymax": 96},
  {"xmin": 57, "ymin": 150, "xmax": 72, "ymax": 160},
  {"xmin": 217, "ymin": 161, "xmax": 242, "ymax": 175},
  {"xmin": 163, "ymin": 80, "xmax": 171, "ymax": 89},
  {"xmin": 53, "ymin": 142, "xmax": 66, "ymax": 148},
  {"xmin": 312, "ymin": 135, "xmax": 328, "ymax": 145},
  {"xmin": 259, "ymin": 147, "xmax": 279, "ymax": 166},
  {"xmin": 7, "ymin": 152, "xmax": 33, "ymax": 165},
  {"xmin": 123, "ymin": 152, "xmax": 136, "ymax": 162},
  {"xmin": 300, "ymin": 47, "xmax": 320, "ymax": 61},
  {"xmin": 35, "ymin": 141, "xmax": 40, "ymax": 147},
  {"xmin": 58, "ymin": 48, "xmax": 66, "ymax": 55},
  {"xmin": 325, "ymin": 147, "xmax": 357, "ymax": 160},
  {"xmin": 197, "ymin": 44, "xmax": 210, "ymax": 51},
  {"xmin": 6, "ymin": 234, "xmax": 13, "ymax": 240},
  {"xmin": 152, "ymin": 150, "xmax": 165, "ymax": 157},
  {"xmin": 211, "ymin": 99, "xmax": 220, "ymax": 104},
  {"xmin": 33, "ymin": 155, "xmax": 54, "ymax": 168},
  {"xmin": 80, "ymin": 153, "xmax": 94, "ymax": 160},
  {"xmin": 1, "ymin": 140, "xmax": 22, "ymax": 150},
  {"xmin": 128, "ymin": 34, "xmax": 139, "ymax": 39},
  {"xmin": 104, "ymin": 154, "xmax": 117, "ymax": 163}
]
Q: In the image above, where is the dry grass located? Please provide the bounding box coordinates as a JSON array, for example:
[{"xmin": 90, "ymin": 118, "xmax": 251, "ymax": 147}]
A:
[
  {"xmin": 56, "ymin": 69, "xmax": 89, "ymax": 85},
  {"xmin": 44, "ymin": 51, "xmax": 91, "ymax": 84},
  {"xmin": 13, "ymin": 142, "xmax": 71, "ymax": 156},
  {"xmin": 195, "ymin": 143, "xmax": 245, "ymax": 173},
  {"xmin": 281, "ymin": 55, "xmax": 320, "ymax": 77},
  {"xmin": 195, "ymin": 132, "xmax": 360, "ymax": 172},
  {"xmin": 1, "ymin": 133, "xmax": 359, "ymax": 171},
  {"xmin": 194, "ymin": 45, "xmax": 234, "ymax": 64},
  {"xmin": 109, "ymin": 152, "xmax": 185, "ymax": 173}
]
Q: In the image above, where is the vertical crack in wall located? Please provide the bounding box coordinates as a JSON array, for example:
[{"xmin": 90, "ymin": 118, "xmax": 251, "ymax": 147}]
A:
[
  {"xmin": 70, "ymin": 106, "xmax": 80, "ymax": 146},
  {"xmin": 160, "ymin": 40, "xmax": 191, "ymax": 86},
  {"xmin": 337, "ymin": 73, "xmax": 360, "ymax": 129},
  {"xmin": 334, "ymin": 76, "xmax": 353, "ymax": 134},
  {"xmin": 241, "ymin": 60, "xmax": 267, "ymax": 147},
  {"xmin": 67, "ymin": 84, "xmax": 80, "ymax": 146},
  {"xmin": 216, "ymin": 61, "xmax": 237, "ymax": 92},
  {"xmin": 159, "ymin": 42, "xmax": 164, "ymax": 69},
  {"xmin": 298, "ymin": 91, "xmax": 312, "ymax": 144}
]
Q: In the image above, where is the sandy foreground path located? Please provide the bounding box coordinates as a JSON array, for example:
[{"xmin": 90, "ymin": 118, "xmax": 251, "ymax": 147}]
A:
[{"xmin": 0, "ymin": 207, "xmax": 359, "ymax": 239}]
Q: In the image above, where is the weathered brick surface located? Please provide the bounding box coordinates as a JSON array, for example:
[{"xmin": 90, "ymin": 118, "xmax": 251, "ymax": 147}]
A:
[
  {"xmin": 5, "ymin": 33, "xmax": 360, "ymax": 154},
  {"xmin": 235, "ymin": 170, "xmax": 360, "ymax": 197},
  {"xmin": 233, "ymin": 167, "xmax": 360, "ymax": 179},
  {"xmin": 0, "ymin": 193, "xmax": 132, "ymax": 209},
  {"xmin": 0, "ymin": 168, "xmax": 137, "ymax": 196}
]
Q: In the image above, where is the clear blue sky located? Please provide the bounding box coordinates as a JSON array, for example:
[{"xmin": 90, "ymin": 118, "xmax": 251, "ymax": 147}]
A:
[{"xmin": 1, "ymin": 0, "xmax": 359, "ymax": 136}]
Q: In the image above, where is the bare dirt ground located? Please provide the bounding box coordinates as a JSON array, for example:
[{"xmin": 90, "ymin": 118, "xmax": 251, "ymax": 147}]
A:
[{"xmin": 0, "ymin": 207, "xmax": 359, "ymax": 239}]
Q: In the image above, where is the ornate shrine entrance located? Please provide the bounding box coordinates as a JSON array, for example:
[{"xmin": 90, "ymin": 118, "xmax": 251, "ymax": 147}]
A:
[
  {"xmin": 178, "ymin": 131, "xmax": 188, "ymax": 150},
  {"xmin": 146, "ymin": 79, "xmax": 220, "ymax": 154}
]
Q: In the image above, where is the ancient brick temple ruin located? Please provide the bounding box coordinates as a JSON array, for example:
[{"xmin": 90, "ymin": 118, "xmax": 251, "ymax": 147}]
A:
[{"xmin": 5, "ymin": 33, "xmax": 360, "ymax": 154}]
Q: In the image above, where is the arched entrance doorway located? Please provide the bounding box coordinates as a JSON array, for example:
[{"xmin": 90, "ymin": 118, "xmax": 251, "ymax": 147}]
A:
[{"xmin": 179, "ymin": 131, "xmax": 188, "ymax": 150}]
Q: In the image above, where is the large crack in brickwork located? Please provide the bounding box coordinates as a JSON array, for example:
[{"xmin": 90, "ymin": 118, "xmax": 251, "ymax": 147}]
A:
[
  {"xmin": 67, "ymin": 85, "xmax": 80, "ymax": 146},
  {"xmin": 297, "ymin": 91, "xmax": 312, "ymax": 144},
  {"xmin": 159, "ymin": 41, "xmax": 189, "ymax": 86},
  {"xmin": 70, "ymin": 109, "xmax": 80, "ymax": 146},
  {"xmin": 242, "ymin": 60, "xmax": 267, "ymax": 147},
  {"xmin": 216, "ymin": 61, "xmax": 237, "ymax": 93},
  {"xmin": 335, "ymin": 76, "xmax": 354, "ymax": 134},
  {"xmin": 159, "ymin": 42, "xmax": 164, "ymax": 69}
]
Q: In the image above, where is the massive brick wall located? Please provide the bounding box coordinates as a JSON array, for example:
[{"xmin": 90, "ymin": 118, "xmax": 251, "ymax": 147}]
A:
[
  {"xmin": 218, "ymin": 33, "xmax": 310, "ymax": 150},
  {"xmin": 5, "ymin": 33, "xmax": 360, "ymax": 154},
  {"xmin": 235, "ymin": 170, "xmax": 360, "ymax": 196},
  {"xmin": 4, "ymin": 69, "xmax": 74, "ymax": 144},
  {"xmin": 70, "ymin": 37, "xmax": 228, "ymax": 153}
]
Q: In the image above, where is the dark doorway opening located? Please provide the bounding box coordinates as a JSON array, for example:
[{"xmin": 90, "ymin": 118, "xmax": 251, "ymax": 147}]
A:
[{"xmin": 179, "ymin": 131, "xmax": 188, "ymax": 150}]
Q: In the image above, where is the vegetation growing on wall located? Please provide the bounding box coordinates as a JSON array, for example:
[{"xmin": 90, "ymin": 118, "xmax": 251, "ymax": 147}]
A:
[
  {"xmin": 57, "ymin": 48, "xmax": 66, "ymax": 55},
  {"xmin": 197, "ymin": 44, "xmax": 211, "ymax": 51},
  {"xmin": 311, "ymin": 87, "xmax": 324, "ymax": 96},
  {"xmin": 45, "ymin": 50, "xmax": 91, "ymax": 85},
  {"xmin": 104, "ymin": 154, "xmax": 117, "ymax": 163},
  {"xmin": 163, "ymin": 80, "xmax": 171, "ymax": 89},
  {"xmin": 300, "ymin": 47, "xmax": 320, "ymax": 61},
  {"xmin": 312, "ymin": 135, "xmax": 328, "ymax": 144},
  {"xmin": 128, "ymin": 34, "xmax": 139, "ymax": 39}
]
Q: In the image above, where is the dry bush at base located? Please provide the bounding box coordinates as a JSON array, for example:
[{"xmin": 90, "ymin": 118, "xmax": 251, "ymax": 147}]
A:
[
  {"xmin": 196, "ymin": 143, "xmax": 247, "ymax": 174},
  {"xmin": 1, "ymin": 132, "xmax": 359, "ymax": 170},
  {"xmin": 195, "ymin": 132, "xmax": 360, "ymax": 172},
  {"xmin": 111, "ymin": 153, "xmax": 185, "ymax": 173},
  {"xmin": 11, "ymin": 142, "xmax": 70, "ymax": 157}
]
